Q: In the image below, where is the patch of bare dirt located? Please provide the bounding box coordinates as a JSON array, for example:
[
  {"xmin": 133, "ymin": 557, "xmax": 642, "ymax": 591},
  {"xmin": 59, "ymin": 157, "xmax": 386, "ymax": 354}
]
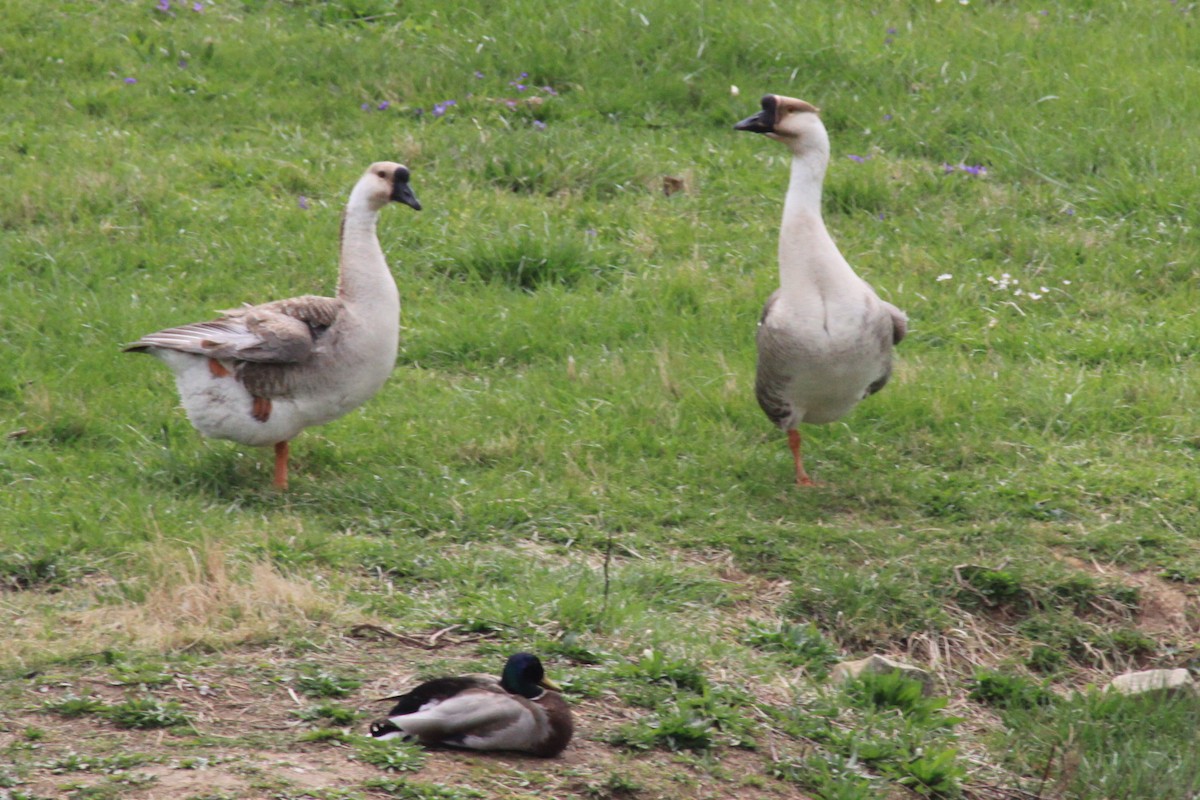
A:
[
  {"xmin": 1059, "ymin": 555, "xmax": 1199, "ymax": 639},
  {"xmin": 2, "ymin": 637, "xmax": 812, "ymax": 800}
]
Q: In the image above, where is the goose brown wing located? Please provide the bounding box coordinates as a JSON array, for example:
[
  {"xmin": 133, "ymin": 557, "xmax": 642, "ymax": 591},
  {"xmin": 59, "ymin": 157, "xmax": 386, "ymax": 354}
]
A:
[{"xmin": 124, "ymin": 295, "xmax": 343, "ymax": 367}]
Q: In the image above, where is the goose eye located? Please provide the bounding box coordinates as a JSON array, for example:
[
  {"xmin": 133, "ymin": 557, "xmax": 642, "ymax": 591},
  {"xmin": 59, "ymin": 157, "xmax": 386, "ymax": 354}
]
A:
[{"xmin": 376, "ymin": 170, "xmax": 387, "ymax": 179}]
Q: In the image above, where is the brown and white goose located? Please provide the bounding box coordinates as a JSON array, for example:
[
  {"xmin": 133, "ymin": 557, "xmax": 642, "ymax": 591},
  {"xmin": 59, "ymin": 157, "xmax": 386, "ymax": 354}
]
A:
[
  {"xmin": 124, "ymin": 162, "xmax": 421, "ymax": 490},
  {"xmin": 735, "ymin": 95, "xmax": 906, "ymax": 486}
]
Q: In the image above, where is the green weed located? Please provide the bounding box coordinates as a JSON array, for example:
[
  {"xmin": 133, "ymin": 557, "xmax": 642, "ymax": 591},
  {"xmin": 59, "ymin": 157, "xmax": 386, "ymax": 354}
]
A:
[
  {"xmin": 0, "ymin": 552, "xmax": 77, "ymax": 592},
  {"xmin": 362, "ymin": 778, "xmax": 485, "ymax": 799},
  {"xmin": 44, "ymin": 752, "xmax": 152, "ymax": 773},
  {"xmin": 997, "ymin": 690, "xmax": 1200, "ymax": 799},
  {"xmin": 294, "ymin": 667, "xmax": 363, "ymax": 699},
  {"xmin": 295, "ymin": 703, "xmax": 359, "ymax": 726},
  {"xmin": 744, "ymin": 621, "xmax": 840, "ymax": 676},
  {"xmin": 109, "ymin": 661, "xmax": 175, "ymax": 688},
  {"xmin": 105, "ymin": 697, "xmax": 191, "ymax": 730},
  {"xmin": 843, "ymin": 671, "xmax": 951, "ymax": 728},
  {"xmin": 611, "ymin": 692, "xmax": 754, "ymax": 753},
  {"xmin": 41, "ymin": 695, "xmax": 108, "ymax": 719},
  {"xmin": 354, "ymin": 737, "xmax": 427, "ymax": 773},
  {"xmin": 771, "ymin": 752, "xmax": 880, "ymax": 800},
  {"xmin": 967, "ymin": 670, "xmax": 1054, "ymax": 711}
]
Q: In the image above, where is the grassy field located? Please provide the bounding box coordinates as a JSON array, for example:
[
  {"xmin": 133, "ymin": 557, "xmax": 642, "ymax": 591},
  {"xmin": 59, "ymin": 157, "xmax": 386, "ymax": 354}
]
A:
[{"xmin": 2, "ymin": 1, "xmax": 1199, "ymax": 798}]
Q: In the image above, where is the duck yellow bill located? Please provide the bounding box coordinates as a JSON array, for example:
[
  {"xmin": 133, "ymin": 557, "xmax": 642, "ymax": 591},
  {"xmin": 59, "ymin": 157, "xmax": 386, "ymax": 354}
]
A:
[{"xmin": 540, "ymin": 676, "xmax": 562, "ymax": 691}]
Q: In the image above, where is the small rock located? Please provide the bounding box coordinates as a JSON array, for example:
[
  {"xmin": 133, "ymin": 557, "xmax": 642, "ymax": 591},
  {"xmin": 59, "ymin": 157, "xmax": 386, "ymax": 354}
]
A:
[
  {"xmin": 1106, "ymin": 669, "xmax": 1195, "ymax": 698},
  {"xmin": 830, "ymin": 654, "xmax": 934, "ymax": 695}
]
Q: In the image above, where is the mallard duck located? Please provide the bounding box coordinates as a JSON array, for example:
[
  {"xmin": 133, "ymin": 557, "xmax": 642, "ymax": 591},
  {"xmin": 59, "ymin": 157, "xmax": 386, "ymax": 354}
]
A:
[
  {"xmin": 735, "ymin": 95, "xmax": 907, "ymax": 486},
  {"xmin": 369, "ymin": 653, "xmax": 574, "ymax": 758},
  {"xmin": 124, "ymin": 162, "xmax": 421, "ymax": 490}
]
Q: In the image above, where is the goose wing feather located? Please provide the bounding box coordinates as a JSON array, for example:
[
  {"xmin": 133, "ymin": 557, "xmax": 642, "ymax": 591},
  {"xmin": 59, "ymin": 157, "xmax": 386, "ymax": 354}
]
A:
[
  {"xmin": 884, "ymin": 301, "xmax": 908, "ymax": 345},
  {"xmin": 125, "ymin": 295, "xmax": 344, "ymax": 365}
]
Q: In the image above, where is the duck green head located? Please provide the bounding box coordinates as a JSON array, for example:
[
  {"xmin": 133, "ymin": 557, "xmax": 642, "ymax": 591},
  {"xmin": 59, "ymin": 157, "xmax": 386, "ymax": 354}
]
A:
[{"xmin": 500, "ymin": 652, "xmax": 561, "ymax": 698}]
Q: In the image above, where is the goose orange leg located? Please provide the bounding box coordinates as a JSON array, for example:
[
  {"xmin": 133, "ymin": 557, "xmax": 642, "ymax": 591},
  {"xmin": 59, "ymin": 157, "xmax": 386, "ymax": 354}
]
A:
[
  {"xmin": 788, "ymin": 428, "xmax": 815, "ymax": 487},
  {"xmin": 273, "ymin": 441, "xmax": 289, "ymax": 491}
]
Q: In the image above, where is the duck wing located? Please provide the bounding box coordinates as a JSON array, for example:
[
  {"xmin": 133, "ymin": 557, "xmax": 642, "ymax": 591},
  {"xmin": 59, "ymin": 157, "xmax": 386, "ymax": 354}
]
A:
[
  {"xmin": 384, "ymin": 686, "xmax": 528, "ymax": 742},
  {"xmin": 380, "ymin": 675, "xmax": 500, "ymax": 715}
]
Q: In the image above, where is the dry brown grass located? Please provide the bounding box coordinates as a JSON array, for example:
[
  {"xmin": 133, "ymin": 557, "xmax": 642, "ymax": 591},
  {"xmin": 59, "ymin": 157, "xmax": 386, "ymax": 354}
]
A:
[{"xmin": 1, "ymin": 544, "xmax": 354, "ymax": 668}]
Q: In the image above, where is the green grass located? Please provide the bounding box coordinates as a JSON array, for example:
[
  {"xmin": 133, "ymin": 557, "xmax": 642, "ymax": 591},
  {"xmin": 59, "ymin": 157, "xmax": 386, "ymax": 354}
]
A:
[{"xmin": 2, "ymin": 1, "xmax": 1198, "ymax": 798}]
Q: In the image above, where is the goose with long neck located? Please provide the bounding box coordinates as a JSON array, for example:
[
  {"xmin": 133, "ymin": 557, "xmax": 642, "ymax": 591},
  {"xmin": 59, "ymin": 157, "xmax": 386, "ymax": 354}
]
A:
[
  {"xmin": 125, "ymin": 161, "xmax": 421, "ymax": 490},
  {"xmin": 735, "ymin": 95, "xmax": 906, "ymax": 486}
]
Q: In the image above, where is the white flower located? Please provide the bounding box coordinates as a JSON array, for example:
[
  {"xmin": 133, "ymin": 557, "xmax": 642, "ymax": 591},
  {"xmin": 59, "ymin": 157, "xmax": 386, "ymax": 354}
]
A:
[
  {"xmin": 730, "ymin": 85, "xmax": 740, "ymax": 97},
  {"xmin": 936, "ymin": 273, "xmax": 953, "ymax": 282}
]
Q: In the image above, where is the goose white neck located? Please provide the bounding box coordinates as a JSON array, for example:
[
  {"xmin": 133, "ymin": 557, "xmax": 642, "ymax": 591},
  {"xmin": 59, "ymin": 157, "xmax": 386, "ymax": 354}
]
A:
[
  {"xmin": 783, "ymin": 149, "xmax": 827, "ymax": 214},
  {"xmin": 336, "ymin": 193, "xmax": 393, "ymax": 303},
  {"xmin": 776, "ymin": 147, "xmax": 852, "ymax": 294}
]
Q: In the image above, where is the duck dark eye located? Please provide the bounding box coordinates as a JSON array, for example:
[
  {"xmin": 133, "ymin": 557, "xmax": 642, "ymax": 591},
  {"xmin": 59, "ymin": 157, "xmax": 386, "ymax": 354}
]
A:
[{"xmin": 377, "ymin": 170, "xmax": 387, "ymax": 179}]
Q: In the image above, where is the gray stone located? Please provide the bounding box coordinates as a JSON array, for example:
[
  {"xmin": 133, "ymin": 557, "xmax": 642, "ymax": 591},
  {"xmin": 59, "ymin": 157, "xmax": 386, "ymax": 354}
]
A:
[
  {"xmin": 830, "ymin": 654, "xmax": 934, "ymax": 695},
  {"xmin": 1106, "ymin": 668, "xmax": 1195, "ymax": 698}
]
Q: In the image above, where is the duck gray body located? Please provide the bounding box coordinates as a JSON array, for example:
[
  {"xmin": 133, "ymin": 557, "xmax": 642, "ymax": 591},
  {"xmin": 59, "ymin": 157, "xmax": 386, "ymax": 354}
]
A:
[
  {"xmin": 369, "ymin": 653, "xmax": 573, "ymax": 758},
  {"xmin": 736, "ymin": 95, "xmax": 906, "ymax": 485}
]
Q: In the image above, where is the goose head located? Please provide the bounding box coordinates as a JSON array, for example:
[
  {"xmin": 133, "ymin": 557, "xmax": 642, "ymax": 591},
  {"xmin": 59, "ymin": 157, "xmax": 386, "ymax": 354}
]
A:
[
  {"xmin": 500, "ymin": 652, "xmax": 562, "ymax": 699},
  {"xmin": 735, "ymin": 94, "xmax": 828, "ymax": 159},
  {"xmin": 355, "ymin": 161, "xmax": 422, "ymax": 212}
]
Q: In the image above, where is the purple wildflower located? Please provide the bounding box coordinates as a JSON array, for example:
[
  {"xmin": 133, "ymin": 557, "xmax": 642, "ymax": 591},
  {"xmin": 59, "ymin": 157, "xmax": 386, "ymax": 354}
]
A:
[
  {"xmin": 192, "ymin": 1, "xmax": 203, "ymax": 10},
  {"xmin": 846, "ymin": 154, "xmax": 867, "ymax": 163},
  {"xmin": 961, "ymin": 164, "xmax": 987, "ymax": 176},
  {"xmin": 519, "ymin": 72, "xmax": 528, "ymax": 78},
  {"xmin": 542, "ymin": 86, "xmax": 558, "ymax": 96},
  {"xmin": 361, "ymin": 103, "xmax": 370, "ymax": 111},
  {"xmin": 533, "ymin": 120, "xmax": 547, "ymax": 130},
  {"xmin": 378, "ymin": 100, "xmax": 390, "ymax": 111},
  {"xmin": 510, "ymin": 81, "xmax": 527, "ymax": 92},
  {"xmin": 585, "ymin": 228, "xmax": 598, "ymax": 238},
  {"xmin": 124, "ymin": 77, "xmax": 138, "ymax": 84},
  {"xmin": 887, "ymin": 26, "xmax": 897, "ymax": 34},
  {"xmin": 474, "ymin": 70, "xmax": 485, "ymax": 79},
  {"xmin": 942, "ymin": 163, "xmax": 956, "ymax": 174},
  {"xmin": 883, "ymin": 113, "xmax": 893, "ymax": 121},
  {"xmin": 298, "ymin": 196, "xmax": 310, "ymax": 210},
  {"xmin": 504, "ymin": 99, "xmax": 518, "ymax": 108},
  {"xmin": 430, "ymin": 99, "xmax": 456, "ymax": 118},
  {"xmin": 156, "ymin": 0, "xmax": 170, "ymax": 10},
  {"xmin": 178, "ymin": 59, "xmax": 188, "ymax": 69}
]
